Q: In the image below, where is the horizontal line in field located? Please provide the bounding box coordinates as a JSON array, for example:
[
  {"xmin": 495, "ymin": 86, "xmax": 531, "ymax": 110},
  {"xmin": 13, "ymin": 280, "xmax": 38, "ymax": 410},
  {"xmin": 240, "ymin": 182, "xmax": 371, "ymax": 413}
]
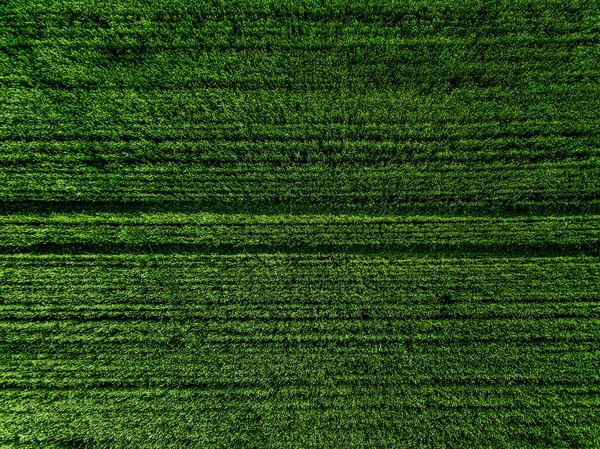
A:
[
  {"xmin": 1, "ymin": 135, "xmax": 597, "ymax": 146},
  {"xmin": 1, "ymin": 200, "xmax": 599, "ymax": 216},
  {"xmin": 0, "ymin": 404, "xmax": 596, "ymax": 415},
  {"xmin": 4, "ymin": 298, "xmax": 599, "ymax": 308},
  {"xmin": 1, "ymin": 378, "xmax": 599, "ymax": 390},
  {"xmin": 0, "ymin": 154, "xmax": 594, "ymax": 167},
  {"xmin": 0, "ymin": 312, "xmax": 596, "ymax": 322},
  {"xmin": 8, "ymin": 80, "xmax": 596, "ymax": 91},
  {"xmin": 2, "ymin": 116, "xmax": 595, "ymax": 128},
  {"xmin": 4, "ymin": 116, "xmax": 595, "ymax": 128},
  {"xmin": 4, "ymin": 337, "xmax": 598, "ymax": 349},
  {"xmin": 1, "ymin": 242, "xmax": 598, "ymax": 257},
  {"xmin": 2, "ymin": 213, "xmax": 597, "ymax": 224},
  {"xmin": 6, "ymin": 32, "xmax": 594, "ymax": 44}
]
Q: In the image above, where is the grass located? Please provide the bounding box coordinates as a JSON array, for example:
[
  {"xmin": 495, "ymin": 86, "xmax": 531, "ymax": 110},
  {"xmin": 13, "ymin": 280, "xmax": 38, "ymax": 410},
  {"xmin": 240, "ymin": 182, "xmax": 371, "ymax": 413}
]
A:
[{"xmin": 1, "ymin": 0, "xmax": 600, "ymax": 447}]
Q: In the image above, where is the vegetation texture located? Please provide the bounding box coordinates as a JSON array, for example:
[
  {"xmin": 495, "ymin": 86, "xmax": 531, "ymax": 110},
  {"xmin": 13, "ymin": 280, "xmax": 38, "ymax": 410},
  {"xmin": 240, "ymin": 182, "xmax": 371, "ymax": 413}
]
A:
[{"xmin": 1, "ymin": 0, "xmax": 600, "ymax": 447}]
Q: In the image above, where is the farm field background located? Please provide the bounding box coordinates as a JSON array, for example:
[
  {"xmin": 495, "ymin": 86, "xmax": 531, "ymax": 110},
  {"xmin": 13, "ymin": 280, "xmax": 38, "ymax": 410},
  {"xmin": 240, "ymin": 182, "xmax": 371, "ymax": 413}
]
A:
[{"xmin": 1, "ymin": 0, "xmax": 599, "ymax": 447}]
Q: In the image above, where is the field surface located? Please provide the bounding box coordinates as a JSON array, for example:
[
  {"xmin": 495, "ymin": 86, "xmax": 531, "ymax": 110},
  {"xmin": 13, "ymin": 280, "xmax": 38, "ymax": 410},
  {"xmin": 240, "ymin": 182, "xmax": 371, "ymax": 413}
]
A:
[{"xmin": 1, "ymin": 0, "xmax": 600, "ymax": 447}]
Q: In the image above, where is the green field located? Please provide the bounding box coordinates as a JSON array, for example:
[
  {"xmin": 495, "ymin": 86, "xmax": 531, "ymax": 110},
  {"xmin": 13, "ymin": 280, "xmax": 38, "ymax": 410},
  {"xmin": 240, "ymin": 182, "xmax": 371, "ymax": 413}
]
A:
[{"xmin": 1, "ymin": 0, "xmax": 600, "ymax": 447}]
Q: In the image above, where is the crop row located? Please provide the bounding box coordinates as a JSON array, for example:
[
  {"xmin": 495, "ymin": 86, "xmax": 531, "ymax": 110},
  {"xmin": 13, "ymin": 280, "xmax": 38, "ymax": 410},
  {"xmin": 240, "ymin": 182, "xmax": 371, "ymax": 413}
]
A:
[
  {"xmin": 4, "ymin": 0, "xmax": 598, "ymax": 93},
  {"xmin": 5, "ymin": 35, "xmax": 596, "ymax": 54},
  {"xmin": 1, "ymin": 352, "xmax": 599, "ymax": 388},
  {"xmin": 3, "ymin": 86, "xmax": 598, "ymax": 125},
  {"xmin": 2, "ymin": 322, "xmax": 599, "ymax": 399},
  {"xmin": 3, "ymin": 0, "xmax": 595, "ymax": 38},
  {"xmin": 1, "ymin": 301, "xmax": 599, "ymax": 322},
  {"xmin": 1, "ymin": 253, "xmax": 597, "ymax": 300},
  {"xmin": 3, "ymin": 314, "xmax": 600, "ymax": 340},
  {"xmin": 1, "ymin": 253, "xmax": 598, "ymax": 332},
  {"xmin": 0, "ymin": 119, "xmax": 597, "ymax": 143},
  {"xmin": 0, "ymin": 135, "xmax": 597, "ymax": 165},
  {"xmin": 5, "ymin": 66, "xmax": 600, "ymax": 91},
  {"xmin": 1, "ymin": 402, "xmax": 596, "ymax": 449},
  {"xmin": 5, "ymin": 45, "xmax": 599, "ymax": 90},
  {"xmin": 0, "ymin": 214, "xmax": 598, "ymax": 252},
  {"xmin": 3, "ymin": 383, "xmax": 600, "ymax": 411},
  {"xmin": 1, "ymin": 163, "xmax": 598, "ymax": 214}
]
